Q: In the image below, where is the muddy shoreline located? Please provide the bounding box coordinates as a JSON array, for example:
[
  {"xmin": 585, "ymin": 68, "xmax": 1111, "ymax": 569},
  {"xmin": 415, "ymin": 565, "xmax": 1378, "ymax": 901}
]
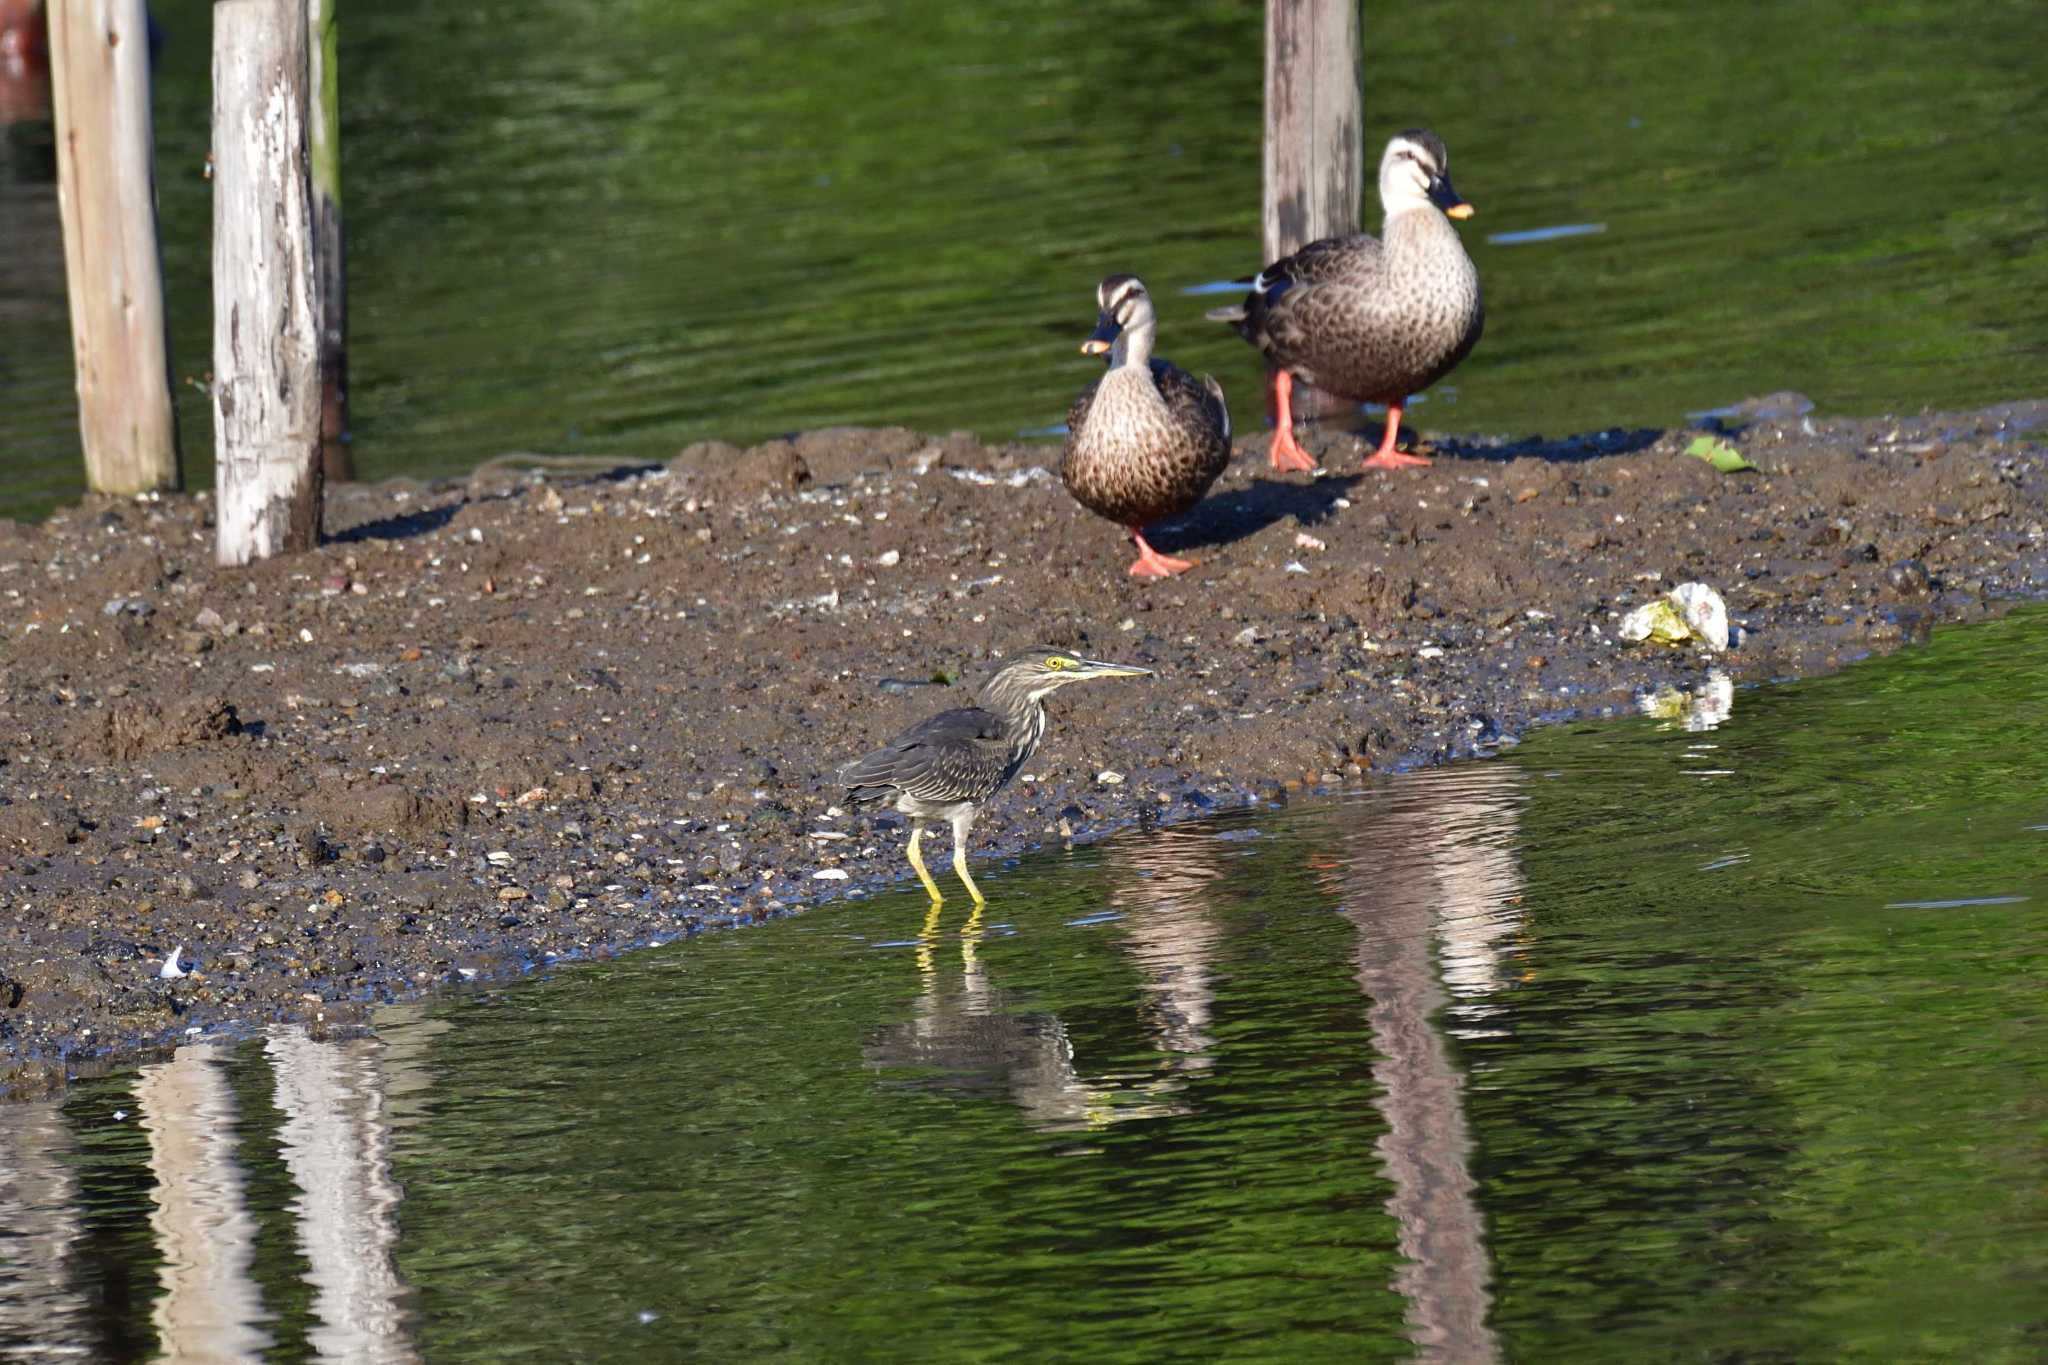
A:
[{"xmin": 3, "ymin": 399, "xmax": 2045, "ymax": 1093}]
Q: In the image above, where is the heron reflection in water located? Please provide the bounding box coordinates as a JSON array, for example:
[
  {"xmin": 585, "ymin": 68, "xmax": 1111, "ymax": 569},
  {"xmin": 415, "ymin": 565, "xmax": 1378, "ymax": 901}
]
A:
[
  {"xmin": 863, "ymin": 902, "xmax": 1145, "ymax": 1133},
  {"xmin": 863, "ymin": 826, "xmax": 1236, "ymax": 1132}
]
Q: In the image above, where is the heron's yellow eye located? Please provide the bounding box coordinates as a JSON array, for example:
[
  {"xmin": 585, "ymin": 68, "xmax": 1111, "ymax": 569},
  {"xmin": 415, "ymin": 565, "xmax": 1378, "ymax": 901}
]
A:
[{"xmin": 1044, "ymin": 655, "xmax": 1070, "ymax": 671}]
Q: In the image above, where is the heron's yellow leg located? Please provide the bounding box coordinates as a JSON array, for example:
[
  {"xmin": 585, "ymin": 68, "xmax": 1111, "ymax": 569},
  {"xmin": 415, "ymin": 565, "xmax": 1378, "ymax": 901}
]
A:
[
  {"xmin": 951, "ymin": 837, "xmax": 987, "ymax": 907},
  {"xmin": 907, "ymin": 825, "xmax": 944, "ymax": 906}
]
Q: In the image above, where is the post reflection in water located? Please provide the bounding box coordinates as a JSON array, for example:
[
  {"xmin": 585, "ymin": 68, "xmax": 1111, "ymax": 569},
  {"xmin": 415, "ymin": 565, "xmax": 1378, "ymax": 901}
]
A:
[
  {"xmin": 1099, "ymin": 825, "xmax": 1231, "ymax": 1072},
  {"xmin": 0, "ymin": 1028, "xmax": 421, "ymax": 1363},
  {"xmin": 1324, "ymin": 764, "xmax": 1528, "ymax": 1365},
  {"xmin": 263, "ymin": 1030, "xmax": 419, "ymax": 1365},
  {"xmin": 135, "ymin": 1044, "xmax": 267, "ymax": 1364},
  {"xmin": 0, "ymin": 1096, "xmax": 91, "ymax": 1353}
]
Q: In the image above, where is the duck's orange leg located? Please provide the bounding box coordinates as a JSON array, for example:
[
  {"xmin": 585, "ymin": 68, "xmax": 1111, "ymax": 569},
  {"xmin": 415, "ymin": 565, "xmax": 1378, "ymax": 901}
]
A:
[
  {"xmin": 1268, "ymin": 370, "xmax": 1320, "ymax": 473},
  {"xmin": 1128, "ymin": 528, "xmax": 1195, "ymax": 578},
  {"xmin": 1360, "ymin": 399, "xmax": 1431, "ymax": 469}
]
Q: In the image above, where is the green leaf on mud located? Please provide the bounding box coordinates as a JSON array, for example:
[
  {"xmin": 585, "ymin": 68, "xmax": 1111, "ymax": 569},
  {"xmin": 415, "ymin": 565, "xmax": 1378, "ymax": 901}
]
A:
[{"xmin": 1685, "ymin": 435, "xmax": 1759, "ymax": 473}]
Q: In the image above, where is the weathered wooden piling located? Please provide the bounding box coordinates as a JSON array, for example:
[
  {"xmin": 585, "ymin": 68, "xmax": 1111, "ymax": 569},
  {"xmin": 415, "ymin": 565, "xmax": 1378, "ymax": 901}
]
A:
[
  {"xmin": 307, "ymin": 0, "xmax": 350, "ymax": 481},
  {"xmin": 1261, "ymin": 0, "xmax": 1364, "ymax": 424},
  {"xmin": 47, "ymin": 0, "xmax": 182, "ymax": 495},
  {"xmin": 213, "ymin": 0, "xmax": 323, "ymax": 566}
]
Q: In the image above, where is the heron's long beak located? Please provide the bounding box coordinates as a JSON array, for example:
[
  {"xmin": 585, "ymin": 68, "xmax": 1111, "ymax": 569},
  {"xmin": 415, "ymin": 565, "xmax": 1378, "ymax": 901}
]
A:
[
  {"xmin": 1430, "ymin": 174, "xmax": 1474, "ymax": 219},
  {"xmin": 1074, "ymin": 658, "xmax": 1153, "ymax": 679},
  {"xmin": 1079, "ymin": 313, "xmax": 1120, "ymax": 357}
]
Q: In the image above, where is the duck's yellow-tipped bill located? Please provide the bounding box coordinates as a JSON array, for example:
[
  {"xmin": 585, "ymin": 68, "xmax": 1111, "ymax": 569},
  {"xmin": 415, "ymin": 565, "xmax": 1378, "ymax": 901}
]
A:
[{"xmin": 1080, "ymin": 311, "xmax": 1120, "ymax": 357}]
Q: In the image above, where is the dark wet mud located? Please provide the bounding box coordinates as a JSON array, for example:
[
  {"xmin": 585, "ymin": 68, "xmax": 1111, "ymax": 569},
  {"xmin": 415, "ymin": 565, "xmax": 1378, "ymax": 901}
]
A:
[{"xmin": 3, "ymin": 399, "xmax": 2044, "ymax": 1089}]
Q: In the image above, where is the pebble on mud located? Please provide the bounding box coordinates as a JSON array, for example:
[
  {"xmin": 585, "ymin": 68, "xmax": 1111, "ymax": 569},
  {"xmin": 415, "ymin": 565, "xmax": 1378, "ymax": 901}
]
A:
[{"xmin": 1884, "ymin": 559, "xmax": 1933, "ymax": 599}]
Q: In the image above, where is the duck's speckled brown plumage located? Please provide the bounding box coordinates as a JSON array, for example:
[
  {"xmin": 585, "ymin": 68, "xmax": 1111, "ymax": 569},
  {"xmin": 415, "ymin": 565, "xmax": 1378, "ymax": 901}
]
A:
[
  {"xmin": 1063, "ymin": 359, "xmax": 1231, "ymax": 529},
  {"xmin": 1062, "ymin": 277, "xmax": 1231, "ymax": 534},
  {"xmin": 1214, "ymin": 128, "xmax": 1483, "ymax": 407}
]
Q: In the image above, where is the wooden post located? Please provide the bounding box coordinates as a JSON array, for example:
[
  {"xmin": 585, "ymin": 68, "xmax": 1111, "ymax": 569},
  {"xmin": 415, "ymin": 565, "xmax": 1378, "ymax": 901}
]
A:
[
  {"xmin": 307, "ymin": 0, "xmax": 350, "ymax": 481},
  {"xmin": 213, "ymin": 0, "xmax": 323, "ymax": 566},
  {"xmin": 1262, "ymin": 0, "xmax": 1364, "ymax": 425},
  {"xmin": 47, "ymin": 0, "xmax": 182, "ymax": 495}
]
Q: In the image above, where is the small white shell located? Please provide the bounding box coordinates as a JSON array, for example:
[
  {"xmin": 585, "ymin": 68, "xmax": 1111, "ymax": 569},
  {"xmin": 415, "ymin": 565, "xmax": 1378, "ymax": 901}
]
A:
[{"xmin": 1670, "ymin": 582, "xmax": 1730, "ymax": 651}]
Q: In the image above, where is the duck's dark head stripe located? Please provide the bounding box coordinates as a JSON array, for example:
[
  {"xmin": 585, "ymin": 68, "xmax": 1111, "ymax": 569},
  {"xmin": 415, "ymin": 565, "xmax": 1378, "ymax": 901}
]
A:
[
  {"xmin": 1097, "ymin": 273, "xmax": 1144, "ymax": 312},
  {"xmin": 1393, "ymin": 127, "xmax": 1450, "ymax": 173}
]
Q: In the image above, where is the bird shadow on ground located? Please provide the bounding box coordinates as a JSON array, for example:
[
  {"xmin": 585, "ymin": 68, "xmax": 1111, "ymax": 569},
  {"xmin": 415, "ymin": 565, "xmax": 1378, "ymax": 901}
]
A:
[
  {"xmin": 1426, "ymin": 425, "xmax": 1666, "ymax": 466},
  {"xmin": 328, "ymin": 459, "xmax": 663, "ymax": 544},
  {"xmin": 328, "ymin": 501, "xmax": 461, "ymax": 545},
  {"xmin": 1153, "ymin": 472, "xmax": 1364, "ymax": 555}
]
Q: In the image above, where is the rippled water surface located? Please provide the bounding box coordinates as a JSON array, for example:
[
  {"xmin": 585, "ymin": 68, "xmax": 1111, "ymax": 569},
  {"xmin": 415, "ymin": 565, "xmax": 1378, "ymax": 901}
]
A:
[
  {"xmin": 4, "ymin": 610, "xmax": 2046, "ymax": 1359},
  {"xmin": 2, "ymin": 0, "xmax": 2046, "ymax": 516}
]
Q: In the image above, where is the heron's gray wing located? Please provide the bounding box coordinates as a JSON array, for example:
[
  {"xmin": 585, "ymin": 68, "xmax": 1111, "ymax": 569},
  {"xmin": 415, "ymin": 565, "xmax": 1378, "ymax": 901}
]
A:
[{"xmin": 840, "ymin": 706, "xmax": 1013, "ymax": 805}]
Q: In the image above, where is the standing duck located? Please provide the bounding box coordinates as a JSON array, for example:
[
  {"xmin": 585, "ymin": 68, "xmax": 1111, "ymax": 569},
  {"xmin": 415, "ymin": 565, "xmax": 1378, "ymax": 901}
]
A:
[
  {"xmin": 1063, "ymin": 275, "xmax": 1232, "ymax": 578},
  {"xmin": 1210, "ymin": 129, "xmax": 1482, "ymax": 473}
]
